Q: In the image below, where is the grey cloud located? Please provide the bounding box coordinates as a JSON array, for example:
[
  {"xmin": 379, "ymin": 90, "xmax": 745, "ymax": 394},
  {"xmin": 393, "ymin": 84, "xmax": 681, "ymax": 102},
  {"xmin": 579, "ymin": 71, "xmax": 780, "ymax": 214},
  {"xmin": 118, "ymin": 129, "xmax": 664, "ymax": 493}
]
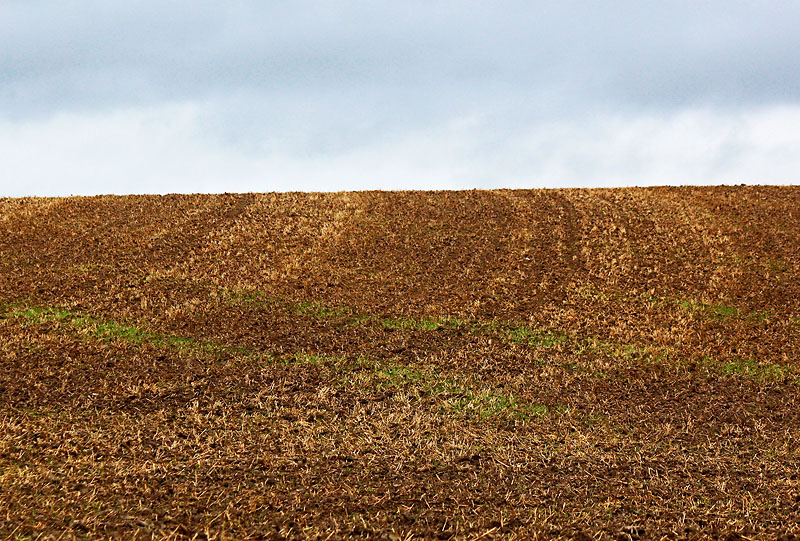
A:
[
  {"xmin": 2, "ymin": 1, "xmax": 800, "ymax": 196},
  {"xmin": 4, "ymin": 1, "xmax": 800, "ymax": 119}
]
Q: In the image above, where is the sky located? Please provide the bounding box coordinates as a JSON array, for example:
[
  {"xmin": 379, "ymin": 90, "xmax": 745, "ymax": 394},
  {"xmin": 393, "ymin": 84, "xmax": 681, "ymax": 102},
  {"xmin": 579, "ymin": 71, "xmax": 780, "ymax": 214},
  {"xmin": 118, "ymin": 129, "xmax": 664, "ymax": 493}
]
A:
[{"xmin": 2, "ymin": 1, "xmax": 800, "ymax": 197}]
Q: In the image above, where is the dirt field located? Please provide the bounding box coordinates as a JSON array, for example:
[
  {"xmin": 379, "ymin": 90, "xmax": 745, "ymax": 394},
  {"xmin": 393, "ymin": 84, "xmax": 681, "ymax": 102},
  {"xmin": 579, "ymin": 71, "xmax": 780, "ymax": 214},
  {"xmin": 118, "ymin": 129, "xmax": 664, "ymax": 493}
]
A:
[{"xmin": 1, "ymin": 187, "xmax": 799, "ymax": 539}]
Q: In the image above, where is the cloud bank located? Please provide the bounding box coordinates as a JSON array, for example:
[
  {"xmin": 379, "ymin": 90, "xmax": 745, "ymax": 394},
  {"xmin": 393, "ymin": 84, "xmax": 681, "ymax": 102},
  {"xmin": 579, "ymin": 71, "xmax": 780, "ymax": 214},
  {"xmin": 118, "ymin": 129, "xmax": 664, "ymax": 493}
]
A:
[{"xmin": 2, "ymin": 1, "xmax": 799, "ymax": 195}]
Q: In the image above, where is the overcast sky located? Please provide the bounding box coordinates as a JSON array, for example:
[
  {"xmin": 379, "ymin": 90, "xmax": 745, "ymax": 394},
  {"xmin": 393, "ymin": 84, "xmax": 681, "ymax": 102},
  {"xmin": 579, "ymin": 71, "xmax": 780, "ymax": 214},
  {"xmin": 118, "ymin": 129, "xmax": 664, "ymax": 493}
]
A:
[{"xmin": 2, "ymin": 1, "xmax": 800, "ymax": 196}]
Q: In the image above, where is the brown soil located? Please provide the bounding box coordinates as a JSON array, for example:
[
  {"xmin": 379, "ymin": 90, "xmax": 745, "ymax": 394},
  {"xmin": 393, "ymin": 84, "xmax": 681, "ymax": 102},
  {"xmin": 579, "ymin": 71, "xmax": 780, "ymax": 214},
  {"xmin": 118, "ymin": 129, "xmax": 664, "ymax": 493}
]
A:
[{"xmin": 1, "ymin": 187, "xmax": 799, "ymax": 539}]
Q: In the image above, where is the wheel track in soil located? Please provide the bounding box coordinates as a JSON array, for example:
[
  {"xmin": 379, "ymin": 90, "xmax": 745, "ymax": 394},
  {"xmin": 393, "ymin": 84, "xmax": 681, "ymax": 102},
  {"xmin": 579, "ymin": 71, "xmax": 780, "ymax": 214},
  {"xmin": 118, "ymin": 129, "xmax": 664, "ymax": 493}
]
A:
[
  {"xmin": 550, "ymin": 190, "xmax": 583, "ymax": 305},
  {"xmin": 502, "ymin": 190, "xmax": 583, "ymax": 318}
]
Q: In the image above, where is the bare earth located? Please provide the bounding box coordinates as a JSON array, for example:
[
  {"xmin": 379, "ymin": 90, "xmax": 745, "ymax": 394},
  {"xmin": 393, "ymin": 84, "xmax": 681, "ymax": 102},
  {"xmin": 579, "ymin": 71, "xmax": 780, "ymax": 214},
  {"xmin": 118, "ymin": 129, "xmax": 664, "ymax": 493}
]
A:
[{"xmin": 1, "ymin": 187, "xmax": 799, "ymax": 539}]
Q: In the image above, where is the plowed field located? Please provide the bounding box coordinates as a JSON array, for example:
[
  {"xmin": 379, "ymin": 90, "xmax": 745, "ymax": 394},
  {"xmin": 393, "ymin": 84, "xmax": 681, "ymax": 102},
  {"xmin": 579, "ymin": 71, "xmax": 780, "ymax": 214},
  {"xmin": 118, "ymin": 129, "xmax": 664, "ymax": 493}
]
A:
[{"xmin": 1, "ymin": 187, "xmax": 799, "ymax": 539}]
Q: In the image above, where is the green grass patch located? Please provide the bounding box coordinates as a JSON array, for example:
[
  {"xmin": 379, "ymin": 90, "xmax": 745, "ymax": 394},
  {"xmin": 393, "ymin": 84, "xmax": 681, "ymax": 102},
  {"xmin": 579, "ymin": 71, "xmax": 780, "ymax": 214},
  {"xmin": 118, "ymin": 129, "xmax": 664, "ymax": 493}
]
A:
[
  {"xmin": 716, "ymin": 358, "xmax": 792, "ymax": 382},
  {"xmin": 684, "ymin": 355, "xmax": 798, "ymax": 383},
  {"xmin": 6, "ymin": 304, "xmax": 228, "ymax": 358},
  {"xmin": 677, "ymin": 299, "xmax": 738, "ymax": 320},
  {"xmin": 374, "ymin": 364, "xmax": 431, "ymax": 387},
  {"xmin": 11, "ymin": 306, "xmax": 153, "ymax": 345},
  {"xmin": 671, "ymin": 297, "xmax": 776, "ymax": 323},
  {"xmin": 345, "ymin": 315, "xmax": 375, "ymax": 326},
  {"xmin": 448, "ymin": 390, "xmax": 552, "ymax": 421},
  {"xmin": 708, "ymin": 304, "xmax": 738, "ymax": 319},
  {"xmin": 225, "ymin": 288, "xmax": 269, "ymax": 304},
  {"xmin": 381, "ymin": 315, "xmax": 464, "ymax": 331},
  {"xmin": 745, "ymin": 311, "xmax": 771, "ymax": 323},
  {"xmin": 608, "ymin": 289, "xmax": 776, "ymax": 325},
  {"xmin": 714, "ymin": 254, "xmax": 747, "ymax": 267},
  {"xmin": 223, "ymin": 287, "xmax": 351, "ymax": 319},
  {"xmin": 221, "ymin": 287, "xmax": 792, "ymax": 385},
  {"xmin": 223, "ymin": 287, "xmax": 568, "ymax": 352},
  {"xmin": 766, "ymin": 259, "xmax": 787, "ymax": 273},
  {"xmin": 342, "ymin": 358, "xmax": 555, "ymax": 421},
  {"xmin": 501, "ymin": 324, "xmax": 566, "ymax": 348},
  {"xmin": 253, "ymin": 351, "xmax": 552, "ymax": 421}
]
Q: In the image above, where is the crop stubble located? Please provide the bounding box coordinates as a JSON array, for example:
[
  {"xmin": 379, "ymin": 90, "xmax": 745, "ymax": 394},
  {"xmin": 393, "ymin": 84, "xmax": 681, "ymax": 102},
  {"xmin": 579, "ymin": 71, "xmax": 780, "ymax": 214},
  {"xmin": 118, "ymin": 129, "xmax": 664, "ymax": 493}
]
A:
[{"xmin": 1, "ymin": 187, "xmax": 799, "ymax": 539}]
